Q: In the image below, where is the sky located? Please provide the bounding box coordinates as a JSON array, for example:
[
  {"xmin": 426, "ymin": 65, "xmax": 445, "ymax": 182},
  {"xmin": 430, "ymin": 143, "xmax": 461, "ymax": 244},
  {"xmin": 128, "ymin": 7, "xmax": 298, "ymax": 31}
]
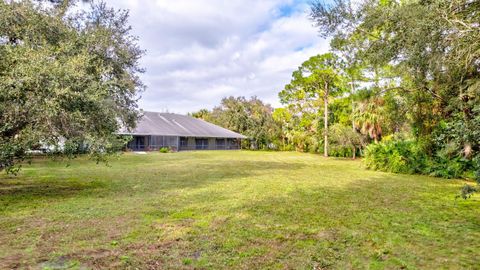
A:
[{"xmin": 105, "ymin": 0, "xmax": 330, "ymax": 114}]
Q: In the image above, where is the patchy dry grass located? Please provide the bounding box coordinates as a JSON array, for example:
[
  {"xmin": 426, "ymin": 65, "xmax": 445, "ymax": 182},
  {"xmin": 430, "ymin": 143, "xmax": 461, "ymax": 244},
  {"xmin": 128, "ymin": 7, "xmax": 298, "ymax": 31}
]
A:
[{"xmin": 0, "ymin": 151, "xmax": 479, "ymax": 269}]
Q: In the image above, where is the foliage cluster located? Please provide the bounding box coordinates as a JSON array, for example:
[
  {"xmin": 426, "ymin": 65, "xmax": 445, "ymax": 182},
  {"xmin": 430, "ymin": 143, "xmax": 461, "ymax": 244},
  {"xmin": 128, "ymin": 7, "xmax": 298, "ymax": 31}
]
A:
[
  {"xmin": 365, "ymin": 137, "xmax": 480, "ymax": 182},
  {"xmin": 364, "ymin": 139, "xmax": 428, "ymax": 175},
  {"xmin": 0, "ymin": 0, "xmax": 144, "ymax": 173},
  {"xmin": 190, "ymin": 96, "xmax": 281, "ymax": 150},
  {"xmin": 307, "ymin": 0, "xmax": 480, "ymax": 188},
  {"xmin": 159, "ymin": 147, "xmax": 170, "ymax": 153}
]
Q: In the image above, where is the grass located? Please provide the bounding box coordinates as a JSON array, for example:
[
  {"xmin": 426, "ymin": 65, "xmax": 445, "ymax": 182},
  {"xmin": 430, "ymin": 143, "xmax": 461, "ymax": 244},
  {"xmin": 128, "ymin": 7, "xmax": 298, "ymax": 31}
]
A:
[{"xmin": 0, "ymin": 151, "xmax": 479, "ymax": 269}]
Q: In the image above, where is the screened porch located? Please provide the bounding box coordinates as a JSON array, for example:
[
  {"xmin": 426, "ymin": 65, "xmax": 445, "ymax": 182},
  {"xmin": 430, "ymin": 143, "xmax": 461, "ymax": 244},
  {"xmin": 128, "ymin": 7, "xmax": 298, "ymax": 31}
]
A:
[
  {"xmin": 126, "ymin": 135, "xmax": 241, "ymax": 151},
  {"xmin": 126, "ymin": 135, "xmax": 179, "ymax": 151}
]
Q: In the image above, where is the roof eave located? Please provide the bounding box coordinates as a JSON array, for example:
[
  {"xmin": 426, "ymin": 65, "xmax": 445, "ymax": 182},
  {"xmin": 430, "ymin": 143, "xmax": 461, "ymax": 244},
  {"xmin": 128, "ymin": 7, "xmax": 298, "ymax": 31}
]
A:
[{"xmin": 117, "ymin": 132, "xmax": 247, "ymax": 139}]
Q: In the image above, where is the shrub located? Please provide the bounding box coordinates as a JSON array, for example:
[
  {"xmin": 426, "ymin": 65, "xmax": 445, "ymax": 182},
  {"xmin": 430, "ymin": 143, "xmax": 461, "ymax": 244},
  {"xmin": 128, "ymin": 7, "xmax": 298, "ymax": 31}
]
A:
[
  {"xmin": 425, "ymin": 153, "xmax": 470, "ymax": 179},
  {"xmin": 159, "ymin": 147, "xmax": 170, "ymax": 153},
  {"xmin": 364, "ymin": 140, "xmax": 427, "ymax": 174},
  {"xmin": 457, "ymin": 184, "xmax": 478, "ymax": 200},
  {"xmin": 365, "ymin": 139, "xmax": 477, "ymax": 180},
  {"xmin": 329, "ymin": 145, "xmax": 355, "ymax": 158},
  {"xmin": 474, "ymin": 156, "xmax": 480, "ymax": 183}
]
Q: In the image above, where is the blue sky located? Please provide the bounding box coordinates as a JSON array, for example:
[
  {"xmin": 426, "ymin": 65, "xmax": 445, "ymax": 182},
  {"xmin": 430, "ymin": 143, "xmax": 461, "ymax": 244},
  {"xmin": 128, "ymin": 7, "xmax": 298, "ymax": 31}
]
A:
[{"xmin": 105, "ymin": 0, "xmax": 329, "ymax": 113}]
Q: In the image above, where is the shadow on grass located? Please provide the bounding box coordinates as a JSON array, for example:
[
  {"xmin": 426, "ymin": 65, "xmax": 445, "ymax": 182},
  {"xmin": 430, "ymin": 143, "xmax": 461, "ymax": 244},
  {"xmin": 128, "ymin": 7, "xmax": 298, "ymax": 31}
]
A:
[
  {"xmin": 116, "ymin": 159, "xmax": 308, "ymax": 191},
  {"xmin": 236, "ymin": 173, "xmax": 477, "ymax": 224},
  {"xmin": 0, "ymin": 180, "xmax": 105, "ymax": 197},
  {"xmin": 0, "ymin": 157, "xmax": 309, "ymax": 269},
  {"xmin": 104, "ymin": 174, "xmax": 479, "ymax": 270},
  {"xmin": 0, "ymin": 180, "xmax": 107, "ymax": 214},
  {"xmin": 0, "ymin": 158, "xmax": 306, "ymax": 209}
]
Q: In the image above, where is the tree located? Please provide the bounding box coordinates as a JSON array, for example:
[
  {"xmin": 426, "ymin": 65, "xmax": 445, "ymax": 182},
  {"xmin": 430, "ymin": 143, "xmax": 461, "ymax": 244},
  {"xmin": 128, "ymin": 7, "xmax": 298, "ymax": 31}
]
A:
[
  {"xmin": 0, "ymin": 1, "xmax": 144, "ymax": 173},
  {"xmin": 352, "ymin": 90, "xmax": 385, "ymax": 143},
  {"xmin": 189, "ymin": 109, "xmax": 212, "ymax": 122},
  {"xmin": 329, "ymin": 123, "xmax": 364, "ymax": 159},
  {"xmin": 191, "ymin": 96, "xmax": 281, "ymax": 150},
  {"xmin": 310, "ymin": 0, "xmax": 480, "ymax": 142},
  {"xmin": 272, "ymin": 108, "xmax": 292, "ymax": 150},
  {"xmin": 310, "ymin": 0, "xmax": 480, "ymax": 187},
  {"xmin": 280, "ymin": 53, "xmax": 345, "ymax": 156}
]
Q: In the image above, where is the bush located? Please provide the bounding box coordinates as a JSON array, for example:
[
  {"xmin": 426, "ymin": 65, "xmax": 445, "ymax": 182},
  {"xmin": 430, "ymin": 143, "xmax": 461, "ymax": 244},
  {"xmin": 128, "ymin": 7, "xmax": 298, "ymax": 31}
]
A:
[
  {"xmin": 364, "ymin": 140, "xmax": 427, "ymax": 174},
  {"xmin": 159, "ymin": 147, "xmax": 170, "ymax": 153},
  {"xmin": 425, "ymin": 153, "xmax": 470, "ymax": 179},
  {"xmin": 329, "ymin": 145, "xmax": 355, "ymax": 158},
  {"xmin": 364, "ymin": 139, "xmax": 477, "ymax": 179},
  {"xmin": 474, "ymin": 156, "xmax": 480, "ymax": 183}
]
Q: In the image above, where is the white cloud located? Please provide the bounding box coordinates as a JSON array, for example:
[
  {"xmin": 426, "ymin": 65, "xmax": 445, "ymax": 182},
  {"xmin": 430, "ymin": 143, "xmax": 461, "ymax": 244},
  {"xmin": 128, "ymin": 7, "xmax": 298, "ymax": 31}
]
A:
[{"xmin": 105, "ymin": 0, "xmax": 329, "ymax": 113}]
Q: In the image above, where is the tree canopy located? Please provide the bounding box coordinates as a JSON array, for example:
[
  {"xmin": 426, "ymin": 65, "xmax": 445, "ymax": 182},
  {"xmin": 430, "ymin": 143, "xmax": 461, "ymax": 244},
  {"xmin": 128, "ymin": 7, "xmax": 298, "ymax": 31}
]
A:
[
  {"xmin": 191, "ymin": 96, "xmax": 280, "ymax": 150},
  {"xmin": 279, "ymin": 53, "xmax": 346, "ymax": 156},
  {"xmin": 0, "ymin": 0, "xmax": 144, "ymax": 173},
  {"xmin": 309, "ymin": 0, "xmax": 480, "ymax": 184},
  {"xmin": 258, "ymin": 0, "xmax": 480, "ymax": 185},
  {"xmin": 190, "ymin": 96, "xmax": 280, "ymax": 149}
]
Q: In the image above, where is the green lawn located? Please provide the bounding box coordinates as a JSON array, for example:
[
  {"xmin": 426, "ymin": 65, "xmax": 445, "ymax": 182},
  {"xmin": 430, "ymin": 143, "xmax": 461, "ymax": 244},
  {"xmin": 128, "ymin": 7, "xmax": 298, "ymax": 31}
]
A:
[{"xmin": 1, "ymin": 151, "xmax": 479, "ymax": 269}]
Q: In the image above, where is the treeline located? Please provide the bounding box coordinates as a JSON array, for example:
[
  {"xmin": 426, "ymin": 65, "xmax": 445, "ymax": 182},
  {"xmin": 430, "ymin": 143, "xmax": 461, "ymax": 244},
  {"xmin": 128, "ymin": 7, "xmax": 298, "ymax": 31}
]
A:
[
  {"xmin": 308, "ymin": 0, "xmax": 480, "ymax": 187},
  {"xmin": 192, "ymin": 0, "xmax": 480, "ymax": 188},
  {"xmin": 190, "ymin": 96, "xmax": 281, "ymax": 150},
  {"xmin": 191, "ymin": 53, "xmax": 404, "ymax": 158}
]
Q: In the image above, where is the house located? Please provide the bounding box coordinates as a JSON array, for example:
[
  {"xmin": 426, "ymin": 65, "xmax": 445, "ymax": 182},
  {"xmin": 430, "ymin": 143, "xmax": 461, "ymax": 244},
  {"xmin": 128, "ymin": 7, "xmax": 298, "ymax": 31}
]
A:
[{"xmin": 119, "ymin": 111, "xmax": 246, "ymax": 151}]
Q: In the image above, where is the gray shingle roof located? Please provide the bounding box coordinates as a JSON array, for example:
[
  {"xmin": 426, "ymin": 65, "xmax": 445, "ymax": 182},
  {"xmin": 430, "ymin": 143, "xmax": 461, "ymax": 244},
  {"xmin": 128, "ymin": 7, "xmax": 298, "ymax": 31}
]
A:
[{"xmin": 119, "ymin": 111, "xmax": 246, "ymax": 139}]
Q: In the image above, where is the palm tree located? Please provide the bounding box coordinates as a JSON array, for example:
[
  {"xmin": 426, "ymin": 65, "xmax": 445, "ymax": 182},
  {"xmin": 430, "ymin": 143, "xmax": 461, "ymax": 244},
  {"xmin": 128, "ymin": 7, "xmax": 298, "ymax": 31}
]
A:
[{"xmin": 353, "ymin": 97, "xmax": 384, "ymax": 143}]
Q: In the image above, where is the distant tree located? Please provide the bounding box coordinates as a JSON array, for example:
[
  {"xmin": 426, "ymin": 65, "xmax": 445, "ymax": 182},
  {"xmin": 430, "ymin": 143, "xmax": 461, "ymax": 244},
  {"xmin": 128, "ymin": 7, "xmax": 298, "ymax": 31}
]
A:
[
  {"xmin": 189, "ymin": 109, "xmax": 212, "ymax": 122},
  {"xmin": 329, "ymin": 123, "xmax": 364, "ymax": 159},
  {"xmin": 0, "ymin": 1, "xmax": 144, "ymax": 173},
  {"xmin": 329, "ymin": 96, "xmax": 353, "ymax": 128},
  {"xmin": 310, "ymin": 0, "xmax": 480, "ymax": 145},
  {"xmin": 209, "ymin": 97, "xmax": 250, "ymax": 141},
  {"xmin": 272, "ymin": 108, "xmax": 292, "ymax": 150},
  {"xmin": 273, "ymin": 105, "xmax": 320, "ymax": 152},
  {"xmin": 191, "ymin": 97, "xmax": 280, "ymax": 150},
  {"xmin": 280, "ymin": 53, "xmax": 345, "ymax": 156}
]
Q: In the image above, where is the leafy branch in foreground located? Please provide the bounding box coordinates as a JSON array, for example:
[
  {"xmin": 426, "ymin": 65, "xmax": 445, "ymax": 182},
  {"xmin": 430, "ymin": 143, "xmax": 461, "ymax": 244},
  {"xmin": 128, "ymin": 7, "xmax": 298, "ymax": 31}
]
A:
[{"xmin": 0, "ymin": 0, "xmax": 144, "ymax": 173}]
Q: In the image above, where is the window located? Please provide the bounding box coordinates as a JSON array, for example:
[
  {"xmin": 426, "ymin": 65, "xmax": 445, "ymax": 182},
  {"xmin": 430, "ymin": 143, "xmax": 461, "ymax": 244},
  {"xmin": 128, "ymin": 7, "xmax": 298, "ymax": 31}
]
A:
[
  {"xmin": 180, "ymin": 137, "xmax": 188, "ymax": 147},
  {"xmin": 167, "ymin": 136, "xmax": 176, "ymax": 147},
  {"xmin": 134, "ymin": 136, "xmax": 145, "ymax": 150},
  {"xmin": 227, "ymin": 138, "xmax": 239, "ymax": 149},
  {"xmin": 195, "ymin": 138, "xmax": 209, "ymax": 150},
  {"xmin": 216, "ymin": 138, "xmax": 225, "ymax": 149}
]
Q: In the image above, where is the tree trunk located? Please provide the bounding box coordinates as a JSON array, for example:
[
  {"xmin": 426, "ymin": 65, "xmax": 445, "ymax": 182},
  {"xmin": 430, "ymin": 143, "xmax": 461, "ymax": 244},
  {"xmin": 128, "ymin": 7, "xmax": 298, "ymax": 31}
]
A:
[
  {"xmin": 350, "ymin": 79, "xmax": 356, "ymax": 131},
  {"xmin": 324, "ymin": 84, "xmax": 329, "ymax": 157},
  {"xmin": 352, "ymin": 147, "xmax": 356, "ymax": 159}
]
